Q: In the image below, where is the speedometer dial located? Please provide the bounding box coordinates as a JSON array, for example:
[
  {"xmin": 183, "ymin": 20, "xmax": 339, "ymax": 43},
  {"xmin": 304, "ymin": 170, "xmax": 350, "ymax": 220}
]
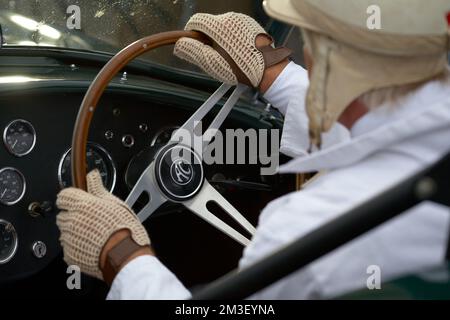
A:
[
  {"xmin": 58, "ymin": 143, "xmax": 116, "ymax": 191},
  {"xmin": 3, "ymin": 119, "xmax": 36, "ymax": 156},
  {"xmin": 0, "ymin": 168, "xmax": 26, "ymax": 206},
  {"xmin": 0, "ymin": 220, "xmax": 18, "ymax": 264}
]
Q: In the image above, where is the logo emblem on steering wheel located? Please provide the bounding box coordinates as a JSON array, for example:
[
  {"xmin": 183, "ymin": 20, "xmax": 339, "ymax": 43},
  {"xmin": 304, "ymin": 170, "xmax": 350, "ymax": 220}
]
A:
[{"xmin": 170, "ymin": 159, "xmax": 193, "ymax": 186}]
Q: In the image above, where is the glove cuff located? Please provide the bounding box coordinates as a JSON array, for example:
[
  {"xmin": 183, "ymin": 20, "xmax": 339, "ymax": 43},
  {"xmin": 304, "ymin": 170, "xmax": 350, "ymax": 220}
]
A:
[{"xmin": 102, "ymin": 236, "xmax": 147, "ymax": 286}]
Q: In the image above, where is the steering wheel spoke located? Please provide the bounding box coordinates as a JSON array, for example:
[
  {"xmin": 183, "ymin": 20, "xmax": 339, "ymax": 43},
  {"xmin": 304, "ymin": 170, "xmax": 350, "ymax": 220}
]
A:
[
  {"xmin": 183, "ymin": 180, "xmax": 256, "ymax": 246},
  {"xmin": 170, "ymin": 83, "xmax": 231, "ymax": 143},
  {"xmin": 170, "ymin": 84, "xmax": 248, "ymax": 154},
  {"xmin": 201, "ymin": 84, "xmax": 247, "ymax": 151},
  {"xmin": 125, "ymin": 163, "xmax": 167, "ymax": 222}
]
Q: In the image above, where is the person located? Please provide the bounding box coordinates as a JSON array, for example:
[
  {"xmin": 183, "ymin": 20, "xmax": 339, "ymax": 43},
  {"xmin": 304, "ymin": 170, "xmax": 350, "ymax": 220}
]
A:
[{"xmin": 56, "ymin": 0, "xmax": 450, "ymax": 299}]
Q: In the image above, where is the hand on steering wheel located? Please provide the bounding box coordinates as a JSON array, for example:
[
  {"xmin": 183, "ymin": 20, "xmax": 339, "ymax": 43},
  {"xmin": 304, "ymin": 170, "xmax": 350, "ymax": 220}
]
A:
[
  {"xmin": 55, "ymin": 12, "xmax": 295, "ymax": 283},
  {"xmin": 68, "ymin": 30, "xmax": 257, "ymax": 247},
  {"xmin": 174, "ymin": 12, "xmax": 292, "ymax": 90},
  {"xmin": 66, "ymin": 12, "xmax": 292, "ymax": 248}
]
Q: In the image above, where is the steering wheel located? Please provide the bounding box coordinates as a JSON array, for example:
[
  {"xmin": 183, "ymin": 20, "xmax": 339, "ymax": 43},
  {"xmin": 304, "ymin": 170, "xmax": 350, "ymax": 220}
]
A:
[{"xmin": 71, "ymin": 31, "xmax": 256, "ymax": 246}]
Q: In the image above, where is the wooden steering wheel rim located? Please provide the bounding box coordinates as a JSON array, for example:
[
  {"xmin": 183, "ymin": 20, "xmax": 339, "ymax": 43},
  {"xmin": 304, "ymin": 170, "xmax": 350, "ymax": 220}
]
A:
[{"xmin": 71, "ymin": 31, "xmax": 210, "ymax": 190}]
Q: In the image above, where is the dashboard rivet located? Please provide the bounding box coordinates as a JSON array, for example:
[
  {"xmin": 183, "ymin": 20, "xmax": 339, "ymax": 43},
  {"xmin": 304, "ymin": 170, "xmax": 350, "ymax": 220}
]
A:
[
  {"xmin": 120, "ymin": 72, "xmax": 128, "ymax": 83},
  {"xmin": 32, "ymin": 241, "xmax": 47, "ymax": 259},
  {"xmin": 113, "ymin": 108, "xmax": 121, "ymax": 117},
  {"xmin": 139, "ymin": 124, "xmax": 148, "ymax": 133},
  {"xmin": 122, "ymin": 134, "xmax": 135, "ymax": 148},
  {"xmin": 415, "ymin": 177, "xmax": 437, "ymax": 200},
  {"xmin": 105, "ymin": 130, "xmax": 114, "ymax": 140}
]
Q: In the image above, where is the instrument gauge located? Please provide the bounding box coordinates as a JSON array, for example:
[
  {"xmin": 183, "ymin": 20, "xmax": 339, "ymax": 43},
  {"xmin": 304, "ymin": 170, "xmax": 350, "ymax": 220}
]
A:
[
  {"xmin": 3, "ymin": 119, "xmax": 36, "ymax": 157},
  {"xmin": 58, "ymin": 143, "xmax": 116, "ymax": 191},
  {"xmin": 0, "ymin": 220, "xmax": 18, "ymax": 264},
  {"xmin": 0, "ymin": 167, "xmax": 26, "ymax": 206}
]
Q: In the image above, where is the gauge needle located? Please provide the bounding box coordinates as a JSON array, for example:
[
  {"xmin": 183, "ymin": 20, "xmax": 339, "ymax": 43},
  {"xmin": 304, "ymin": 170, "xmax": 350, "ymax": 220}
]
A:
[
  {"xmin": 1, "ymin": 188, "xmax": 7, "ymax": 198},
  {"xmin": 12, "ymin": 140, "xmax": 18, "ymax": 149}
]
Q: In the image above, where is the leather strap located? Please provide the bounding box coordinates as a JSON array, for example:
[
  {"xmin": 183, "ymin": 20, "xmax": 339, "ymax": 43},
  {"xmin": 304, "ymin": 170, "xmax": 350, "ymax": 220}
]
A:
[
  {"xmin": 213, "ymin": 42, "xmax": 253, "ymax": 87},
  {"xmin": 259, "ymin": 45, "xmax": 293, "ymax": 68},
  {"xmin": 212, "ymin": 40, "xmax": 292, "ymax": 88},
  {"xmin": 102, "ymin": 236, "xmax": 144, "ymax": 286}
]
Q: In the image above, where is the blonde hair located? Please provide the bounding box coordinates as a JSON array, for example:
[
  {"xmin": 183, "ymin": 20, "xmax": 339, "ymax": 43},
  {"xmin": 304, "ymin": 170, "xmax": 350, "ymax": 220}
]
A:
[{"xmin": 358, "ymin": 68, "xmax": 450, "ymax": 110}]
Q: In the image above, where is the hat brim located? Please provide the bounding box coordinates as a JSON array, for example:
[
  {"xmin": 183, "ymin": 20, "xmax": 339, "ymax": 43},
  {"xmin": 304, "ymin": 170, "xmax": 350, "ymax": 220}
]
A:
[{"xmin": 263, "ymin": 0, "xmax": 308, "ymax": 28}]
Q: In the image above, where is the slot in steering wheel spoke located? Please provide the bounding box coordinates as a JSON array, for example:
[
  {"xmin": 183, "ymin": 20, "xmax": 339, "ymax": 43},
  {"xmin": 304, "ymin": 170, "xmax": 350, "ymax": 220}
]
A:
[
  {"xmin": 170, "ymin": 83, "xmax": 232, "ymax": 143},
  {"xmin": 183, "ymin": 180, "xmax": 256, "ymax": 246},
  {"xmin": 125, "ymin": 163, "xmax": 167, "ymax": 222},
  {"xmin": 170, "ymin": 84, "xmax": 248, "ymax": 154},
  {"xmin": 201, "ymin": 84, "xmax": 247, "ymax": 151}
]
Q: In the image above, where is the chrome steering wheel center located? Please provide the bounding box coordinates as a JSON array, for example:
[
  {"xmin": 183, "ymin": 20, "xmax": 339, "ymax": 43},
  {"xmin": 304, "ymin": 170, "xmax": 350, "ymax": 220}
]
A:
[{"xmin": 155, "ymin": 144, "xmax": 204, "ymax": 201}]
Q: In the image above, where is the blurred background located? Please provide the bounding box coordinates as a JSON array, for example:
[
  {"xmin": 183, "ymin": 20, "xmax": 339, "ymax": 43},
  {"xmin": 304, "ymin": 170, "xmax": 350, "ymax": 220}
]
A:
[{"xmin": 0, "ymin": 0, "xmax": 304, "ymax": 73}]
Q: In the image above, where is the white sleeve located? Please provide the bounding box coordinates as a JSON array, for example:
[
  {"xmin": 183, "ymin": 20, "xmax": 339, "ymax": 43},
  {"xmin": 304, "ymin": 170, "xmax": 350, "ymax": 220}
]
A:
[
  {"xmin": 106, "ymin": 255, "xmax": 191, "ymax": 300},
  {"xmin": 238, "ymin": 150, "xmax": 449, "ymax": 299},
  {"xmin": 263, "ymin": 61, "xmax": 309, "ymax": 116}
]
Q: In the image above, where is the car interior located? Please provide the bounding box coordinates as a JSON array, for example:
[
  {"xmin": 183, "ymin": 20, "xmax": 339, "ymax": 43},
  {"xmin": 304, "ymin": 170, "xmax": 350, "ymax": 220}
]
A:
[
  {"xmin": 0, "ymin": 0, "xmax": 449, "ymax": 300},
  {"xmin": 0, "ymin": 0, "xmax": 302, "ymax": 299}
]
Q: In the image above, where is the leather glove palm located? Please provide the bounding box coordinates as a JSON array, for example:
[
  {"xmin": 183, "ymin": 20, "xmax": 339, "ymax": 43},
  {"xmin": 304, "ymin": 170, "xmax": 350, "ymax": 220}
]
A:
[{"xmin": 56, "ymin": 170, "xmax": 150, "ymax": 280}]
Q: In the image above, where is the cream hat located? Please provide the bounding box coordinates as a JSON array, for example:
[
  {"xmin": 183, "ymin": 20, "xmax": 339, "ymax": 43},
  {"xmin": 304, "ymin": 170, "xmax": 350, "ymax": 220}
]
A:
[{"xmin": 263, "ymin": 0, "xmax": 450, "ymax": 147}]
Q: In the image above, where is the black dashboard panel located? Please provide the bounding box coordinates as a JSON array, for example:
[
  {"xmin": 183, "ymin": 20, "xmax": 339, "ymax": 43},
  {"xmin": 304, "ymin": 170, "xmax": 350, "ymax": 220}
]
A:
[
  {"xmin": 0, "ymin": 86, "xmax": 193, "ymax": 279},
  {"xmin": 0, "ymin": 83, "xmax": 290, "ymax": 290},
  {"xmin": 0, "ymin": 49, "xmax": 293, "ymax": 297}
]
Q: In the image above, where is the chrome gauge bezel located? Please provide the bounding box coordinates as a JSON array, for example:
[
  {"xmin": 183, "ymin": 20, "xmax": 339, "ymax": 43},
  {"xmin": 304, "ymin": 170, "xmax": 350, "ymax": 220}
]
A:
[
  {"xmin": 3, "ymin": 119, "xmax": 37, "ymax": 157},
  {"xmin": 0, "ymin": 219, "xmax": 18, "ymax": 265},
  {"xmin": 57, "ymin": 142, "xmax": 117, "ymax": 192},
  {"xmin": 0, "ymin": 167, "xmax": 26, "ymax": 206}
]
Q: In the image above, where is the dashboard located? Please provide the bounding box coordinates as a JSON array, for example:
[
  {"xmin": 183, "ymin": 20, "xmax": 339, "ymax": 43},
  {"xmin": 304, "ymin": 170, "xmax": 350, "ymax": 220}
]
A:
[
  {"xmin": 0, "ymin": 50, "xmax": 294, "ymax": 297},
  {"xmin": 0, "ymin": 88, "xmax": 185, "ymax": 282}
]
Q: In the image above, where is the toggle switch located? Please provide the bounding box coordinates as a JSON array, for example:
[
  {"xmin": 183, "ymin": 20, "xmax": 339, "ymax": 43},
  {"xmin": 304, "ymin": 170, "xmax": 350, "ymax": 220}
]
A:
[{"xmin": 28, "ymin": 201, "xmax": 53, "ymax": 218}]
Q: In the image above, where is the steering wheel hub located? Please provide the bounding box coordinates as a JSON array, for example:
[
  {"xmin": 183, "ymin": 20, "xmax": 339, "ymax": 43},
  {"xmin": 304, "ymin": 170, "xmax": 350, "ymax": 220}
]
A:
[{"xmin": 154, "ymin": 144, "xmax": 204, "ymax": 202}]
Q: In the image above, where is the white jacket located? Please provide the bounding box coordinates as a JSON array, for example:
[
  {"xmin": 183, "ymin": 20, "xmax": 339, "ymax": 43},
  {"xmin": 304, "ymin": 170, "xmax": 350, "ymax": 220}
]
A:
[{"xmin": 107, "ymin": 62, "xmax": 450, "ymax": 300}]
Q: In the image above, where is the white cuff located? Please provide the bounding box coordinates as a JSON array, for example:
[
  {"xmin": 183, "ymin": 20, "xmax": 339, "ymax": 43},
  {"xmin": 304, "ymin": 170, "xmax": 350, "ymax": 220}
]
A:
[
  {"xmin": 263, "ymin": 61, "xmax": 309, "ymax": 116},
  {"xmin": 107, "ymin": 255, "xmax": 191, "ymax": 300}
]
